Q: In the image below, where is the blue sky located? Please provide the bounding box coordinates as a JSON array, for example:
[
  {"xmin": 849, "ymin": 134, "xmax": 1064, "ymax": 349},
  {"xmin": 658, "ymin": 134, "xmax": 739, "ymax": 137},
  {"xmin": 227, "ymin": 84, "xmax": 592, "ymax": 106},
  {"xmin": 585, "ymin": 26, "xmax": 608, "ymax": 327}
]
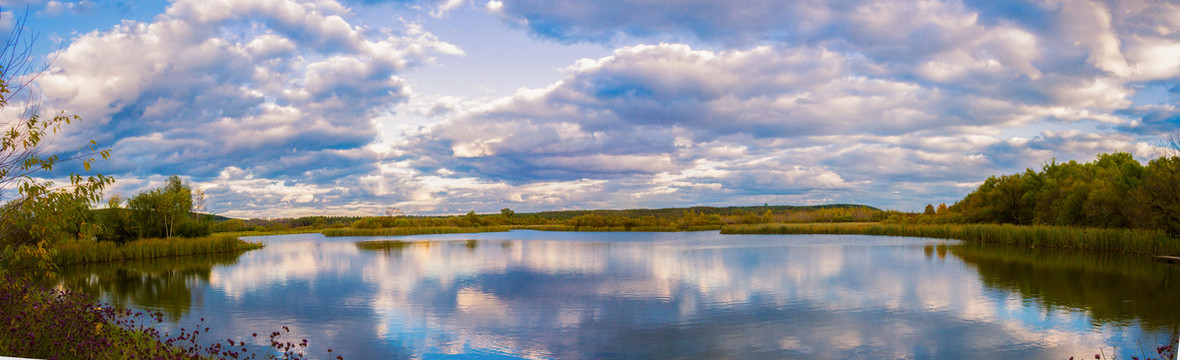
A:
[{"xmin": 5, "ymin": 0, "xmax": 1179, "ymax": 218}]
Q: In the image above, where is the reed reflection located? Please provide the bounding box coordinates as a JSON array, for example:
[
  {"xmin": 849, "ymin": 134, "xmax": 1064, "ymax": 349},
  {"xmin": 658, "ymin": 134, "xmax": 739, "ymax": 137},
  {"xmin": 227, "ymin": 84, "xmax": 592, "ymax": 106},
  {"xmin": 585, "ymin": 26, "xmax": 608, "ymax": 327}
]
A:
[
  {"xmin": 49, "ymin": 252, "xmax": 245, "ymax": 320},
  {"xmin": 949, "ymin": 242, "xmax": 1180, "ymax": 332}
]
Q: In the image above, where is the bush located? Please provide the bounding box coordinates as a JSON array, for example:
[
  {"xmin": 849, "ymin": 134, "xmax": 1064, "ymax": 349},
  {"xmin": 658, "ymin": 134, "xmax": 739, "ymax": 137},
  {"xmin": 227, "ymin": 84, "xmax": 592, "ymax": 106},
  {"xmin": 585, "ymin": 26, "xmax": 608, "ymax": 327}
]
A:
[{"xmin": 174, "ymin": 220, "xmax": 211, "ymax": 238}]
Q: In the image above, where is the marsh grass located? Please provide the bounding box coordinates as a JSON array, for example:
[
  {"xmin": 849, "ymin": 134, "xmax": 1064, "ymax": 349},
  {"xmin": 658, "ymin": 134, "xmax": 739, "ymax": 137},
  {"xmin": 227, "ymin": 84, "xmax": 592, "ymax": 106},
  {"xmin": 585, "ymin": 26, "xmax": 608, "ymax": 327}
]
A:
[
  {"xmin": 525, "ymin": 224, "xmax": 723, "ymax": 232},
  {"xmin": 323, "ymin": 225, "xmax": 516, "ymax": 237},
  {"xmin": 355, "ymin": 240, "xmax": 420, "ymax": 251},
  {"xmin": 49, "ymin": 235, "xmax": 264, "ymax": 267},
  {"xmin": 722, "ymin": 223, "xmax": 1180, "ymax": 255}
]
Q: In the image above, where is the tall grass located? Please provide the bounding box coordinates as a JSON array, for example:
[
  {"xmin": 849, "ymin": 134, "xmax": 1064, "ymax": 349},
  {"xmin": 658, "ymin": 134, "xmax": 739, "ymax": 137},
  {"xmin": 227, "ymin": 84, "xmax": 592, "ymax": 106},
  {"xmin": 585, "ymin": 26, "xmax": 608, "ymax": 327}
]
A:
[
  {"xmin": 323, "ymin": 225, "xmax": 515, "ymax": 237},
  {"xmin": 50, "ymin": 235, "xmax": 264, "ymax": 267},
  {"xmin": 526, "ymin": 224, "xmax": 723, "ymax": 232},
  {"xmin": 722, "ymin": 222, "xmax": 1180, "ymax": 255}
]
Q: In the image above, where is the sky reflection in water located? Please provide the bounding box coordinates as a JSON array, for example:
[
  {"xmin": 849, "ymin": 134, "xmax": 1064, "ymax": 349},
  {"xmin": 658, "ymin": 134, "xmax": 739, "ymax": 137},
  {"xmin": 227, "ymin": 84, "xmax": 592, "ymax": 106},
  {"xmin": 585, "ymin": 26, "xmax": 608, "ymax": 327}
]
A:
[{"xmin": 56, "ymin": 231, "xmax": 1180, "ymax": 359}]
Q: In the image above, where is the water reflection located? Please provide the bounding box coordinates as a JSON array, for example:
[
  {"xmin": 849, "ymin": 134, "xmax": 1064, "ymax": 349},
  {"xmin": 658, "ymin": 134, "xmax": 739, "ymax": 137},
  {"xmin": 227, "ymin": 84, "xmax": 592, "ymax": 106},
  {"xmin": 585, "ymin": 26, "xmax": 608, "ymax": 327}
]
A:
[
  {"xmin": 50, "ymin": 252, "xmax": 244, "ymax": 321},
  {"xmin": 950, "ymin": 242, "xmax": 1180, "ymax": 331},
  {"xmin": 47, "ymin": 231, "xmax": 1180, "ymax": 359}
]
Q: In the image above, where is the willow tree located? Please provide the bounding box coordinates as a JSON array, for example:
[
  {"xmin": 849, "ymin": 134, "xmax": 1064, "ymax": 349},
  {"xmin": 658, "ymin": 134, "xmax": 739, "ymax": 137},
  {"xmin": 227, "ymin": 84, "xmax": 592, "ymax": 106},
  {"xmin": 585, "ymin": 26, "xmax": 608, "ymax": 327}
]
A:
[{"xmin": 0, "ymin": 12, "xmax": 112, "ymax": 271}]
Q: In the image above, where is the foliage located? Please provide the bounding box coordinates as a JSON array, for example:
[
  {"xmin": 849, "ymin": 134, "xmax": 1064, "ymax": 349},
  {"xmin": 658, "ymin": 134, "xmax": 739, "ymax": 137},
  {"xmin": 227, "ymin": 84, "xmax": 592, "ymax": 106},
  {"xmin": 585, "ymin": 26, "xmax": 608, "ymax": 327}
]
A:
[
  {"xmin": 937, "ymin": 151, "xmax": 1180, "ymax": 236},
  {"xmin": 94, "ymin": 195, "xmax": 136, "ymax": 244},
  {"xmin": 0, "ymin": 12, "xmax": 112, "ymax": 271},
  {"xmin": 1139, "ymin": 154, "xmax": 1180, "ymax": 236},
  {"xmin": 127, "ymin": 175, "xmax": 208, "ymax": 239}
]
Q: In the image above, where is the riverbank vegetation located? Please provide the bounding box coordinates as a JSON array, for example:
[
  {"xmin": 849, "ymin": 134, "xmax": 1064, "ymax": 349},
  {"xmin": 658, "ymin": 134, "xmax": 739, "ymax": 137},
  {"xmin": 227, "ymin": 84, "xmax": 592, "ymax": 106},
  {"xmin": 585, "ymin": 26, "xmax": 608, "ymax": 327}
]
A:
[
  {"xmin": 909, "ymin": 150, "xmax": 1180, "ymax": 236},
  {"xmin": 257, "ymin": 205, "xmax": 887, "ymax": 237},
  {"xmin": 324, "ymin": 225, "xmax": 516, "ymax": 237},
  {"xmin": 49, "ymin": 235, "xmax": 262, "ymax": 268},
  {"xmin": 2, "ymin": 175, "xmax": 263, "ymax": 271}
]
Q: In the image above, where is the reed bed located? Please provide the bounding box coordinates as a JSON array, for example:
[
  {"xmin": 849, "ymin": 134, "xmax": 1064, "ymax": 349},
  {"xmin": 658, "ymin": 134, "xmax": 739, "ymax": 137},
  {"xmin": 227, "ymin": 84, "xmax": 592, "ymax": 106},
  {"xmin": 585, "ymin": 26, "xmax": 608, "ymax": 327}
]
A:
[
  {"xmin": 526, "ymin": 224, "xmax": 723, "ymax": 232},
  {"xmin": 322, "ymin": 225, "xmax": 515, "ymax": 237},
  {"xmin": 722, "ymin": 222, "xmax": 1180, "ymax": 255},
  {"xmin": 50, "ymin": 235, "xmax": 264, "ymax": 267}
]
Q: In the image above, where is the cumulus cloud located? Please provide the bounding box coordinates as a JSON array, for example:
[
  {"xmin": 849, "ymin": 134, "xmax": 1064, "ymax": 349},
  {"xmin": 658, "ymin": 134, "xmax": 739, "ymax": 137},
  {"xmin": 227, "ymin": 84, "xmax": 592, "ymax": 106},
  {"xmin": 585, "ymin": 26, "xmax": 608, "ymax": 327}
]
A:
[
  {"xmin": 34, "ymin": 0, "xmax": 461, "ymax": 213},
  {"xmin": 405, "ymin": 39, "xmax": 1153, "ymax": 210},
  {"xmin": 388, "ymin": 0, "xmax": 1179, "ymax": 211},
  {"xmin": 483, "ymin": 0, "xmax": 1179, "ymax": 116},
  {"xmin": 24, "ymin": 0, "xmax": 1180, "ymax": 216}
]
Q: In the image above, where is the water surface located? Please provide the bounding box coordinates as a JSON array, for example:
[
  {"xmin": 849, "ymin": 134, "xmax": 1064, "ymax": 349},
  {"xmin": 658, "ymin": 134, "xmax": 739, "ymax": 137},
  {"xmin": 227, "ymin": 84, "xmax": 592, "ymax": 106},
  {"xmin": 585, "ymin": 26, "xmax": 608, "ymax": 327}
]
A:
[{"xmin": 53, "ymin": 230, "xmax": 1180, "ymax": 359}]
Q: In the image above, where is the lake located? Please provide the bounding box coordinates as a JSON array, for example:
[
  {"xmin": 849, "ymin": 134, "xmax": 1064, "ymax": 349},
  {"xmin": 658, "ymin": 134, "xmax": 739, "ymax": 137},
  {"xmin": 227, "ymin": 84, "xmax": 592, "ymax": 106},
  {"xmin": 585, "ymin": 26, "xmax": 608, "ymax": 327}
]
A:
[{"xmin": 51, "ymin": 230, "xmax": 1180, "ymax": 359}]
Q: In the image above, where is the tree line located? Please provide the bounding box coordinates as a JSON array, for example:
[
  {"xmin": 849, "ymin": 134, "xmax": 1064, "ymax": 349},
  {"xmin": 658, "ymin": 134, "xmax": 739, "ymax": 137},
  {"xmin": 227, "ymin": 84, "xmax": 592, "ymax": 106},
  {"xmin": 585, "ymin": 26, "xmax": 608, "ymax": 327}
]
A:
[
  {"xmin": 918, "ymin": 149, "xmax": 1180, "ymax": 236},
  {"xmin": 243, "ymin": 204, "xmax": 888, "ymax": 233}
]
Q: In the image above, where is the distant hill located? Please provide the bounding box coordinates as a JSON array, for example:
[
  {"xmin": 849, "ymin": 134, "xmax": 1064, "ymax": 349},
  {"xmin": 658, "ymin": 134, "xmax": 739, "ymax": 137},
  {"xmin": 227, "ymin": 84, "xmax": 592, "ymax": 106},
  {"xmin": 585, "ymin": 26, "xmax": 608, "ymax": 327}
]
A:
[
  {"xmin": 93, "ymin": 204, "xmax": 882, "ymax": 224},
  {"xmin": 524, "ymin": 204, "xmax": 881, "ymax": 220},
  {"xmin": 91, "ymin": 208, "xmax": 236, "ymax": 222}
]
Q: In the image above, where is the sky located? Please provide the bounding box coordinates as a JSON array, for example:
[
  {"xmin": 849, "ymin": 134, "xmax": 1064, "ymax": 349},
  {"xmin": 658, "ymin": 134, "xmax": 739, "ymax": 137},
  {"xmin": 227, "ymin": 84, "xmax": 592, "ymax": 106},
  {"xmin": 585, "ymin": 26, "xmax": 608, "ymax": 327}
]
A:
[{"xmin": 1, "ymin": 0, "xmax": 1178, "ymax": 218}]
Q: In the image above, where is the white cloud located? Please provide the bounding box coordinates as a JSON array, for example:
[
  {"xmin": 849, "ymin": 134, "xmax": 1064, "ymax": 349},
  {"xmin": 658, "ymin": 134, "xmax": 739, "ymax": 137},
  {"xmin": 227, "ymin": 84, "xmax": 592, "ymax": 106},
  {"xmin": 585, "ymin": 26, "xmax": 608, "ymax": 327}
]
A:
[
  {"xmin": 22, "ymin": 0, "xmax": 1179, "ymax": 216},
  {"xmin": 430, "ymin": 0, "xmax": 465, "ymax": 18},
  {"xmin": 34, "ymin": 0, "xmax": 461, "ymax": 215}
]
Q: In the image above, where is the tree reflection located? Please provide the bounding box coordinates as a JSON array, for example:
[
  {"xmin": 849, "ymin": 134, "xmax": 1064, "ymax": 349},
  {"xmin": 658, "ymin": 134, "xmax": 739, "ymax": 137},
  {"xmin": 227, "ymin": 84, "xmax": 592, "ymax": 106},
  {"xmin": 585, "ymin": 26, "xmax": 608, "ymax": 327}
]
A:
[
  {"xmin": 950, "ymin": 242, "xmax": 1180, "ymax": 332},
  {"xmin": 47, "ymin": 252, "xmax": 244, "ymax": 321}
]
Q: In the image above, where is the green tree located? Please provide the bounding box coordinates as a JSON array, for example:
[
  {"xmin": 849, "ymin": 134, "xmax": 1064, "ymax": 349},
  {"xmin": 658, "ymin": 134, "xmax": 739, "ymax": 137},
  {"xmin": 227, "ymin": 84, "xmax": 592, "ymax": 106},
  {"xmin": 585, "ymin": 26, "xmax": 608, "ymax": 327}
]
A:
[
  {"xmin": 96, "ymin": 195, "xmax": 136, "ymax": 244},
  {"xmin": 1141, "ymin": 153, "xmax": 1180, "ymax": 235},
  {"xmin": 948, "ymin": 150, "xmax": 1179, "ymax": 234},
  {"xmin": 128, "ymin": 175, "xmax": 194, "ymax": 238},
  {"xmin": 924, "ymin": 204, "xmax": 936, "ymax": 215}
]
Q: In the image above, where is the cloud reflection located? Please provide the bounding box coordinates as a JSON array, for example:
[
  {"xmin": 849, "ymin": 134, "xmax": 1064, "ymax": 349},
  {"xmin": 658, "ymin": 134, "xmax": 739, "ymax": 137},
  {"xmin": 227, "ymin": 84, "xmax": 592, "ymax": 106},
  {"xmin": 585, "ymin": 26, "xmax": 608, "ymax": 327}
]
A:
[{"xmin": 130, "ymin": 231, "xmax": 1180, "ymax": 359}]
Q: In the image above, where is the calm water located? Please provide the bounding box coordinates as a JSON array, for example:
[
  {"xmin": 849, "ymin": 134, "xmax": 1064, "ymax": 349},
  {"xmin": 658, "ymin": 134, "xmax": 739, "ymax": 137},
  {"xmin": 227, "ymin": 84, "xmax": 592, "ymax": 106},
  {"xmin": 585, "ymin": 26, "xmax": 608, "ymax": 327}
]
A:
[{"xmin": 51, "ymin": 231, "xmax": 1180, "ymax": 359}]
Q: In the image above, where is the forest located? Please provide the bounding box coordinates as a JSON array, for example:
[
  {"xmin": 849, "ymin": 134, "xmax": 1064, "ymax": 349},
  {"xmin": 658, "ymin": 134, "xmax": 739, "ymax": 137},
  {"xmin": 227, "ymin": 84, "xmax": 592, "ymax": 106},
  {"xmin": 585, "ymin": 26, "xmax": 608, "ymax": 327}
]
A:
[{"xmin": 915, "ymin": 150, "xmax": 1180, "ymax": 236}]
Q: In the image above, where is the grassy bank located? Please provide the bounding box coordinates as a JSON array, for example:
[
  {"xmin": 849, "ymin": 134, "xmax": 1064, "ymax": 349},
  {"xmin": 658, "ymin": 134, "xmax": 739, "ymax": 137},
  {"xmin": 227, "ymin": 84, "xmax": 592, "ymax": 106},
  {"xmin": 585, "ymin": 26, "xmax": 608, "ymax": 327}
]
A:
[
  {"xmin": 722, "ymin": 222, "xmax": 1180, "ymax": 255},
  {"xmin": 50, "ymin": 235, "xmax": 264, "ymax": 267}
]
